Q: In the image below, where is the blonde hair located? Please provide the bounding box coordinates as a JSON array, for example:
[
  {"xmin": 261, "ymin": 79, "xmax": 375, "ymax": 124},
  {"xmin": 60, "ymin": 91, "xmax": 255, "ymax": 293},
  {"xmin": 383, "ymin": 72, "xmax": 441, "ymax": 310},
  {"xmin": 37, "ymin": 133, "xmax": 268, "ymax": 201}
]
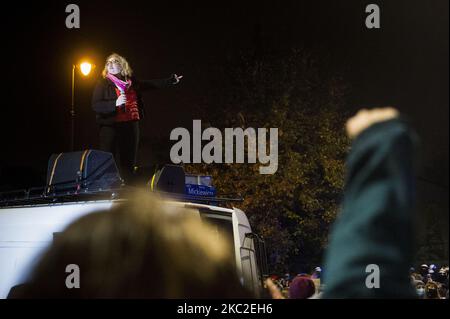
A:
[
  {"xmin": 19, "ymin": 192, "xmax": 250, "ymax": 298},
  {"xmin": 102, "ymin": 53, "xmax": 133, "ymax": 78}
]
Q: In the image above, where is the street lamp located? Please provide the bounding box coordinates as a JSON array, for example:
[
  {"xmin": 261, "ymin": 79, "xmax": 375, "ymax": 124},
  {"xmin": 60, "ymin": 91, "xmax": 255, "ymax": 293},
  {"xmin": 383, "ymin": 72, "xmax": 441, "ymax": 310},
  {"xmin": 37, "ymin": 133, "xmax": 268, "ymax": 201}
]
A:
[{"xmin": 71, "ymin": 61, "xmax": 95, "ymax": 151}]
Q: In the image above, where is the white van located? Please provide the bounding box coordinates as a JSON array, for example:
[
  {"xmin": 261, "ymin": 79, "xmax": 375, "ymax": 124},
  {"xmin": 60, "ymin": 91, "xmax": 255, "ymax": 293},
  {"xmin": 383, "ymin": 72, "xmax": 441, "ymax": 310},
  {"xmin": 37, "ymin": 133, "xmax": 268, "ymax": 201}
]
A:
[{"xmin": 0, "ymin": 186, "xmax": 268, "ymax": 298}]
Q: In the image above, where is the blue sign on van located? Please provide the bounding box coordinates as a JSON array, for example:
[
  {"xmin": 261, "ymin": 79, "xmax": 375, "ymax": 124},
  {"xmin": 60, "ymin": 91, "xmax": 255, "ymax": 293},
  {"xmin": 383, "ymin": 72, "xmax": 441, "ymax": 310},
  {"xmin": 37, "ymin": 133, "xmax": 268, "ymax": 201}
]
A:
[{"xmin": 185, "ymin": 184, "xmax": 216, "ymax": 197}]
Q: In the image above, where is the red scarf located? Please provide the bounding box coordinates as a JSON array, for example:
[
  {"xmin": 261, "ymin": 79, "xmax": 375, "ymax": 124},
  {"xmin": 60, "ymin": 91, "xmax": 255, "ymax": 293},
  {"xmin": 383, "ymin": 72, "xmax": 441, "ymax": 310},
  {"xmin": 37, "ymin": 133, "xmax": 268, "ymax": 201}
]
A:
[
  {"xmin": 114, "ymin": 87, "xmax": 140, "ymax": 122},
  {"xmin": 107, "ymin": 74, "xmax": 140, "ymax": 122},
  {"xmin": 106, "ymin": 73, "xmax": 131, "ymax": 92}
]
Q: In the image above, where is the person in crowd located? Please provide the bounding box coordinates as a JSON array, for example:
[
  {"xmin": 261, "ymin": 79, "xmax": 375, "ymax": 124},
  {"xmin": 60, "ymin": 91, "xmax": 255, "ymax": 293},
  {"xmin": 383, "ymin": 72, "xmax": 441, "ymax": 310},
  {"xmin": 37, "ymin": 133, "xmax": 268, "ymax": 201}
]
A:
[
  {"xmin": 436, "ymin": 267, "xmax": 449, "ymax": 287},
  {"xmin": 288, "ymin": 275, "xmax": 316, "ymax": 299},
  {"xmin": 419, "ymin": 264, "xmax": 430, "ymax": 281},
  {"xmin": 429, "ymin": 264, "xmax": 439, "ymax": 281},
  {"xmin": 322, "ymin": 107, "xmax": 419, "ymax": 298},
  {"xmin": 11, "ymin": 192, "xmax": 250, "ymax": 298},
  {"xmin": 311, "ymin": 267, "xmax": 322, "ymax": 279},
  {"xmin": 265, "ymin": 278, "xmax": 285, "ymax": 299},
  {"xmin": 437, "ymin": 282, "xmax": 447, "ymax": 299},
  {"xmin": 284, "ymin": 273, "xmax": 292, "ymax": 286},
  {"xmin": 414, "ymin": 280, "xmax": 426, "ymax": 299},
  {"xmin": 265, "ymin": 273, "xmax": 318, "ymax": 299},
  {"xmin": 424, "ymin": 281, "xmax": 441, "ymax": 299},
  {"xmin": 411, "ymin": 272, "xmax": 423, "ymax": 282}
]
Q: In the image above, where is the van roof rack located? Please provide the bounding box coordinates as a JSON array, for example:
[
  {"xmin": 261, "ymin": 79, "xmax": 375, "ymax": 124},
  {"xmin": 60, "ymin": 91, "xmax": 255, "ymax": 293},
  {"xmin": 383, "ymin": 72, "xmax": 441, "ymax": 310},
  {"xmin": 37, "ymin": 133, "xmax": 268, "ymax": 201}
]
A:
[
  {"xmin": 0, "ymin": 184, "xmax": 124, "ymax": 207},
  {"xmin": 0, "ymin": 183, "xmax": 243, "ymax": 208}
]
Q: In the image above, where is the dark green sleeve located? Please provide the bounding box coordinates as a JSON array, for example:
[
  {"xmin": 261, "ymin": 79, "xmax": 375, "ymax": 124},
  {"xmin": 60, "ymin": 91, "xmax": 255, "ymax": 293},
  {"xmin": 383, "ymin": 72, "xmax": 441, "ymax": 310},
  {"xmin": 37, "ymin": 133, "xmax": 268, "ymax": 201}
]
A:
[{"xmin": 323, "ymin": 119, "xmax": 419, "ymax": 298}]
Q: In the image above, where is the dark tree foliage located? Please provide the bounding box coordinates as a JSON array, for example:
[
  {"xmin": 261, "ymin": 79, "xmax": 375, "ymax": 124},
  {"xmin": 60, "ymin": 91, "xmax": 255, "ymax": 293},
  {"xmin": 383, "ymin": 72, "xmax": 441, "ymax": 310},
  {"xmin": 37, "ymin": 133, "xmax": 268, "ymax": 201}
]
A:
[{"xmin": 183, "ymin": 48, "xmax": 351, "ymax": 273}]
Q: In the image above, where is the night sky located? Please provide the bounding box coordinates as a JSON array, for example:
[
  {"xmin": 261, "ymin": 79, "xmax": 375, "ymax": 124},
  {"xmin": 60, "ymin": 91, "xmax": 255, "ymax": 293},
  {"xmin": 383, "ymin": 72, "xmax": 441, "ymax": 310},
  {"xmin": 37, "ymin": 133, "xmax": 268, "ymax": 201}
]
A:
[{"xmin": 2, "ymin": 0, "xmax": 448, "ymax": 225}]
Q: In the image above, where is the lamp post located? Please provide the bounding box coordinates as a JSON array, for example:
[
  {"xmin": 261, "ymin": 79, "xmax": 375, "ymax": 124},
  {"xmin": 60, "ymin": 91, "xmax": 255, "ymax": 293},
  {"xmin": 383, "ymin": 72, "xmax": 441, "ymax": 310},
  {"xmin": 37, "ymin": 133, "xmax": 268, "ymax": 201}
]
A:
[{"xmin": 71, "ymin": 62, "xmax": 94, "ymax": 151}]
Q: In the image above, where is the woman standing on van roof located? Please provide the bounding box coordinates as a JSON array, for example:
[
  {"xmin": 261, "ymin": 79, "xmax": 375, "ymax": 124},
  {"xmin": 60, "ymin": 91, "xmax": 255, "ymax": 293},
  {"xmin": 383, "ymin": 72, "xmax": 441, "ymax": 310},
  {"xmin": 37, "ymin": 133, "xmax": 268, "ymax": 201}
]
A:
[{"xmin": 92, "ymin": 53, "xmax": 183, "ymax": 183}]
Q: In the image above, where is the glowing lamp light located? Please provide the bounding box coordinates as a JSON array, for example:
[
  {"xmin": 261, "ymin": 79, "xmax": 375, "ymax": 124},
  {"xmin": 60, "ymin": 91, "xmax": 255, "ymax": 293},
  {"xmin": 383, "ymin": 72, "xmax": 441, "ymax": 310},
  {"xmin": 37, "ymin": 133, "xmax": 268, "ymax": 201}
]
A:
[{"xmin": 80, "ymin": 62, "xmax": 93, "ymax": 76}]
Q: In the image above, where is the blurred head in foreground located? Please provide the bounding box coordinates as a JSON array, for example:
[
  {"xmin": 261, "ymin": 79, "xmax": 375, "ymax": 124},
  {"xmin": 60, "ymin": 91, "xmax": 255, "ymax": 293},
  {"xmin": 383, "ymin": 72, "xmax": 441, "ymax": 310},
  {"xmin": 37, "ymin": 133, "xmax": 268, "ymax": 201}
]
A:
[{"xmin": 16, "ymin": 192, "xmax": 250, "ymax": 298}]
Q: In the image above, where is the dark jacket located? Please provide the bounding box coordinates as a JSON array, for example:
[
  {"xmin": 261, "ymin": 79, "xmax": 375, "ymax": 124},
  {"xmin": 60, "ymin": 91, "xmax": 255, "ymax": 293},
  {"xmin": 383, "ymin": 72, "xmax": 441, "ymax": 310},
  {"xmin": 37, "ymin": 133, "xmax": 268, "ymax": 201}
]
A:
[
  {"xmin": 91, "ymin": 75, "xmax": 178, "ymax": 126},
  {"xmin": 323, "ymin": 119, "xmax": 419, "ymax": 298}
]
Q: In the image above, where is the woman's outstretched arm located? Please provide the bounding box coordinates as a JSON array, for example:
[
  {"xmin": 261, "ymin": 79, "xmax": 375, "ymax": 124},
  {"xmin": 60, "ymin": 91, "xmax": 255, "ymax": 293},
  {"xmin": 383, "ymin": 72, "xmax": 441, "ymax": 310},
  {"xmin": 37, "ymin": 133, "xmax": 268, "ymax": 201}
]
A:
[{"xmin": 136, "ymin": 74, "xmax": 183, "ymax": 91}]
